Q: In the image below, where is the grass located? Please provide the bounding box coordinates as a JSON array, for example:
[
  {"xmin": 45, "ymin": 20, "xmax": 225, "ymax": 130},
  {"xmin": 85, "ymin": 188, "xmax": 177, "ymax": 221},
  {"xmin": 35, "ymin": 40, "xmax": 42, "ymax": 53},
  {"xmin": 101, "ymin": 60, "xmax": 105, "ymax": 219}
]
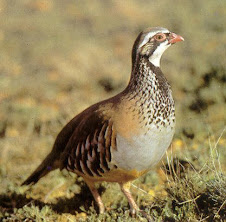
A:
[
  {"xmin": 1, "ymin": 135, "xmax": 225, "ymax": 221},
  {"xmin": 0, "ymin": 0, "xmax": 226, "ymax": 221}
]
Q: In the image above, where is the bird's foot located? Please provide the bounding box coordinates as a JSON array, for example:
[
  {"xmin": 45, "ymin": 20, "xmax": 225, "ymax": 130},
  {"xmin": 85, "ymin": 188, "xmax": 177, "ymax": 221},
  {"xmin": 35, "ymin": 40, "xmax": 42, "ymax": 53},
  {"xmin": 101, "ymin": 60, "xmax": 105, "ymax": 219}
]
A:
[{"xmin": 130, "ymin": 208, "xmax": 153, "ymax": 222}]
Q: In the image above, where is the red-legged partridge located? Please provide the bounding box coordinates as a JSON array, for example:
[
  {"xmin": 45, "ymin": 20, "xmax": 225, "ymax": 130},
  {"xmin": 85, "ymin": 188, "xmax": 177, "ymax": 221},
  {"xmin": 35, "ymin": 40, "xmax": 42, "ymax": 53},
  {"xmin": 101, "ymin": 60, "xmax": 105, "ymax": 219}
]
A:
[{"xmin": 22, "ymin": 27, "xmax": 184, "ymax": 217}]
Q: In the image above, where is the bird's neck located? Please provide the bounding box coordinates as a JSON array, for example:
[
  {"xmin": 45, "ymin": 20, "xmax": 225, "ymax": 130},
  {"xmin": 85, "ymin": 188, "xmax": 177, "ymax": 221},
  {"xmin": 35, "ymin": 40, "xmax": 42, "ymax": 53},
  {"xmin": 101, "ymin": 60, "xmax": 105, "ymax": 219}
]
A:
[
  {"xmin": 122, "ymin": 55, "xmax": 175, "ymax": 130},
  {"xmin": 127, "ymin": 56, "xmax": 170, "ymax": 96}
]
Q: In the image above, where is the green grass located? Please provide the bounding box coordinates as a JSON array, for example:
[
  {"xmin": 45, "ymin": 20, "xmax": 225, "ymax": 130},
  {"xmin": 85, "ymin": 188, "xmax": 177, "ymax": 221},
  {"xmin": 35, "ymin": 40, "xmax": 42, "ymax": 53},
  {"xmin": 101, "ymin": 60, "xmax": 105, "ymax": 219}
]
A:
[{"xmin": 0, "ymin": 0, "xmax": 226, "ymax": 221}]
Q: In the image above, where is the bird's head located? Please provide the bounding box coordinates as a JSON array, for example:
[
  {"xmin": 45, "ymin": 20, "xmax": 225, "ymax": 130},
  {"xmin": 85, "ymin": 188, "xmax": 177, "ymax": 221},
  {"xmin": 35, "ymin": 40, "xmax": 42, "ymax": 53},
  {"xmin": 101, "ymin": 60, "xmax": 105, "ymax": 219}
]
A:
[{"xmin": 132, "ymin": 27, "xmax": 184, "ymax": 68}]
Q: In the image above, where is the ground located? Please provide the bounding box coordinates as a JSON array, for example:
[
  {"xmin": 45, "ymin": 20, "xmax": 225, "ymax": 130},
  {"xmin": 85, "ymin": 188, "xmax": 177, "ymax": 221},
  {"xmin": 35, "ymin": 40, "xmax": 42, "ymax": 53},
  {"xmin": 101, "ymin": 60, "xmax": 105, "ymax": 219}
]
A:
[{"xmin": 0, "ymin": 0, "xmax": 225, "ymax": 221}]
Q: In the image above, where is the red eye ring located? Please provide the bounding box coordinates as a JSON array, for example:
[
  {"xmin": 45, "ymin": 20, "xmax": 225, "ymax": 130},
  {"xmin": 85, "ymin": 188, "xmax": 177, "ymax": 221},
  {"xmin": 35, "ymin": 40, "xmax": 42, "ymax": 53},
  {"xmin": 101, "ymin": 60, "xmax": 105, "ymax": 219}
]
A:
[{"xmin": 154, "ymin": 33, "xmax": 166, "ymax": 41}]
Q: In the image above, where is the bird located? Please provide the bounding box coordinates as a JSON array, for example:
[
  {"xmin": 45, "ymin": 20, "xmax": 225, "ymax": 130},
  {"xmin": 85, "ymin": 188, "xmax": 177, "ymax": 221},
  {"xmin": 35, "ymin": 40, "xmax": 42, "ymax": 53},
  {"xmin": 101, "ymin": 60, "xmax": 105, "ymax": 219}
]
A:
[{"xmin": 22, "ymin": 27, "xmax": 184, "ymax": 217}]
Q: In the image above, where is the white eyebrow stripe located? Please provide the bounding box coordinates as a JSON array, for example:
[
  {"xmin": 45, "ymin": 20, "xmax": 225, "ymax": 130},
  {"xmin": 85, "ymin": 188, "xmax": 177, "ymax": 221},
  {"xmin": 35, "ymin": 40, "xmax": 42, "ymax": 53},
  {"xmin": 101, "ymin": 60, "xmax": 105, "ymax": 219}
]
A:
[
  {"xmin": 138, "ymin": 31, "xmax": 159, "ymax": 49},
  {"xmin": 138, "ymin": 29, "xmax": 170, "ymax": 49}
]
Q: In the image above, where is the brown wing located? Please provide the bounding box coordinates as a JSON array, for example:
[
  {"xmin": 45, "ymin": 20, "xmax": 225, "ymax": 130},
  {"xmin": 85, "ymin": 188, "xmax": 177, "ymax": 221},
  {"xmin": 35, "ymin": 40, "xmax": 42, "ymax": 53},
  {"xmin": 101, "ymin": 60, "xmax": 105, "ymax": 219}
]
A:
[
  {"xmin": 59, "ymin": 102, "xmax": 117, "ymax": 178},
  {"xmin": 22, "ymin": 98, "xmax": 118, "ymax": 185}
]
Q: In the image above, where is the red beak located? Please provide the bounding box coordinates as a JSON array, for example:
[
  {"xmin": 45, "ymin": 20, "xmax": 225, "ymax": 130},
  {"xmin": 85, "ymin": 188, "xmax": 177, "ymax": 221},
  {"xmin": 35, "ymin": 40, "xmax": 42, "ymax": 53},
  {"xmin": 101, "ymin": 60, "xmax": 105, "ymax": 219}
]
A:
[{"xmin": 169, "ymin": 33, "xmax": 184, "ymax": 44}]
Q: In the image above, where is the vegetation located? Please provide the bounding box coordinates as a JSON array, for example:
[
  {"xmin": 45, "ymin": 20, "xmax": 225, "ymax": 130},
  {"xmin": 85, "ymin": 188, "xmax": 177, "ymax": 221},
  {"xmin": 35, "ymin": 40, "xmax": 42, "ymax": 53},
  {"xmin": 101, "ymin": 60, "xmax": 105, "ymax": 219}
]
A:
[{"xmin": 0, "ymin": 0, "xmax": 225, "ymax": 221}]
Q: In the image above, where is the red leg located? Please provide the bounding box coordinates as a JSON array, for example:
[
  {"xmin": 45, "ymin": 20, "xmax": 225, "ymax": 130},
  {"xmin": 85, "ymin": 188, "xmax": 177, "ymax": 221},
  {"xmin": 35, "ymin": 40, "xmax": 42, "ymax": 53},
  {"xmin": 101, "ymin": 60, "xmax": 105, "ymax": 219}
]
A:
[{"xmin": 85, "ymin": 180, "xmax": 105, "ymax": 214}]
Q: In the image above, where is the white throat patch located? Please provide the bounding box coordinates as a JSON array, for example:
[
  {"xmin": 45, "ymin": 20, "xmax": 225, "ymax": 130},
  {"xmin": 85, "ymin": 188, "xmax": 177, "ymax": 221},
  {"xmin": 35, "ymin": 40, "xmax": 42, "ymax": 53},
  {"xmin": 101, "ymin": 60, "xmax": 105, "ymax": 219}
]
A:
[{"xmin": 149, "ymin": 41, "xmax": 170, "ymax": 67}]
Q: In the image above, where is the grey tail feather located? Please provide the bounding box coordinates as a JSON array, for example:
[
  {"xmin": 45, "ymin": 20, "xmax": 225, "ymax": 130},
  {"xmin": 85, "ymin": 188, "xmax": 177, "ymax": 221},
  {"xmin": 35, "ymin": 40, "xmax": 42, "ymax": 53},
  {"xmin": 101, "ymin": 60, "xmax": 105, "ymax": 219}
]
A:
[{"xmin": 21, "ymin": 152, "xmax": 58, "ymax": 186}]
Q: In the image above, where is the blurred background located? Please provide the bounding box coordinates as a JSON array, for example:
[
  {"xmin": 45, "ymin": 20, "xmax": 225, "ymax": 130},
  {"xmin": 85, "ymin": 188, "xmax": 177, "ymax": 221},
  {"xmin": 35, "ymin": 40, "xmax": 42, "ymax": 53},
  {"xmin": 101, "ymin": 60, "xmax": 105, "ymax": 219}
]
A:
[{"xmin": 0, "ymin": 0, "xmax": 225, "ymax": 221}]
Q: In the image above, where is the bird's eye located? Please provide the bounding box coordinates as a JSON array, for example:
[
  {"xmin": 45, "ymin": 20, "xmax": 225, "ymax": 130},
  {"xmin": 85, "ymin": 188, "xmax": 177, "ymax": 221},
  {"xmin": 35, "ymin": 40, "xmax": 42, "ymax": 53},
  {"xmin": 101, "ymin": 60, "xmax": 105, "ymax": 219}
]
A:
[{"xmin": 154, "ymin": 34, "xmax": 166, "ymax": 41}]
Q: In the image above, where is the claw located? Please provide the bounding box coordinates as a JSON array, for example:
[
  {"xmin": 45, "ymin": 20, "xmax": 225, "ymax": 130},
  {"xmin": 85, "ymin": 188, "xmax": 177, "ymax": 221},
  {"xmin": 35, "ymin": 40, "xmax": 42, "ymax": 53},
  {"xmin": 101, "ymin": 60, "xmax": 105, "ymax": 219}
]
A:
[{"xmin": 120, "ymin": 182, "xmax": 154, "ymax": 221}]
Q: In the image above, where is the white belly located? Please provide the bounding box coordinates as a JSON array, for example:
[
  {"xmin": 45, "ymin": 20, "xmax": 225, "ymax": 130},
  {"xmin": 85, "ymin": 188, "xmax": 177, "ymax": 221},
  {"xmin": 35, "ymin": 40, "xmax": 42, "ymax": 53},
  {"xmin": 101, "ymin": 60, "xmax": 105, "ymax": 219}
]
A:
[{"xmin": 112, "ymin": 124, "xmax": 175, "ymax": 171}]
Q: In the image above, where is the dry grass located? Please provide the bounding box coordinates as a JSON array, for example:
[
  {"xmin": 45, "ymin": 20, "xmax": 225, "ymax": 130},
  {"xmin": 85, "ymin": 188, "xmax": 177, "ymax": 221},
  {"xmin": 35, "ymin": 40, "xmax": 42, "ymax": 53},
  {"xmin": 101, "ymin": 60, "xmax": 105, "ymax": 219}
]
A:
[{"xmin": 0, "ymin": 0, "xmax": 225, "ymax": 221}]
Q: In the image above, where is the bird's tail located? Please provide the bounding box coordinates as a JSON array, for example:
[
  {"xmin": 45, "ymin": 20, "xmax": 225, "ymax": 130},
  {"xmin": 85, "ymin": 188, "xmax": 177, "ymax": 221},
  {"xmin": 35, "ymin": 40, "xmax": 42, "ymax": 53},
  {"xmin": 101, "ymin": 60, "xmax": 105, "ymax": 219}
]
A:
[{"xmin": 21, "ymin": 151, "xmax": 60, "ymax": 186}]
